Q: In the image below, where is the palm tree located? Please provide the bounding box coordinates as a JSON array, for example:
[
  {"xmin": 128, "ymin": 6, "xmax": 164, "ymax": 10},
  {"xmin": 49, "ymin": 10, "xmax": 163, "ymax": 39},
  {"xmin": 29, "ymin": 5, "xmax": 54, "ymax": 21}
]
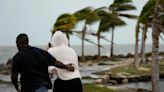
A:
[
  {"xmin": 134, "ymin": 21, "xmax": 149, "ymax": 68},
  {"xmin": 95, "ymin": 8, "xmax": 126, "ymax": 60},
  {"xmin": 136, "ymin": 0, "xmax": 164, "ymax": 91},
  {"xmin": 140, "ymin": 23, "xmax": 148, "ymax": 63},
  {"xmin": 134, "ymin": 21, "xmax": 140, "ymax": 69},
  {"xmin": 94, "ymin": 7, "xmax": 108, "ymax": 61},
  {"xmin": 109, "ymin": 0, "xmax": 137, "ymax": 57},
  {"xmin": 134, "ymin": 0, "xmax": 158, "ymax": 69},
  {"xmin": 74, "ymin": 7, "xmax": 99, "ymax": 62},
  {"xmin": 52, "ymin": 13, "xmax": 77, "ymax": 45},
  {"xmin": 151, "ymin": 0, "xmax": 164, "ymax": 91},
  {"xmin": 138, "ymin": 0, "xmax": 156, "ymax": 65}
]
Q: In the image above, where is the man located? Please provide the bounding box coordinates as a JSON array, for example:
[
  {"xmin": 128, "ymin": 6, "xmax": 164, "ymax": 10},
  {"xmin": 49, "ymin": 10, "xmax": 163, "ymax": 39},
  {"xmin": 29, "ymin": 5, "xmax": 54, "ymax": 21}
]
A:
[{"xmin": 11, "ymin": 33, "xmax": 74, "ymax": 92}]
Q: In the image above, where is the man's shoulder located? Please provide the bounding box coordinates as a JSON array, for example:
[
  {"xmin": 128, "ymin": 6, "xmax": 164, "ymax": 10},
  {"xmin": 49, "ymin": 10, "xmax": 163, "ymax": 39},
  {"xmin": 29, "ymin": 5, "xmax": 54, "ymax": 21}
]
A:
[
  {"xmin": 29, "ymin": 46, "xmax": 45, "ymax": 52},
  {"xmin": 32, "ymin": 46, "xmax": 49, "ymax": 56},
  {"xmin": 12, "ymin": 52, "xmax": 23, "ymax": 62},
  {"xmin": 13, "ymin": 52, "xmax": 22, "ymax": 58}
]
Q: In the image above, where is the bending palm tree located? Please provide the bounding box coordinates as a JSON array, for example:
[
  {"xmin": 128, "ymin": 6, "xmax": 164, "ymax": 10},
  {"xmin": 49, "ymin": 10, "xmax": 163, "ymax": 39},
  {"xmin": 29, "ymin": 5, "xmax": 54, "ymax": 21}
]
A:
[
  {"xmin": 134, "ymin": 21, "xmax": 140, "ymax": 69},
  {"xmin": 134, "ymin": 0, "xmax": 162, "ymax": 69},
  {"xmin": 138, "ymin": 0, "xmax": 155, "ymax": 66},
  {"xmin": 94, "ymin": 7, "xmax": 108, "ymax": 61},
  {"xmin": 52, "ymin": 13, "xmax": 76, "ymax": 45},
  {"xmin": 109, "ymin": 0, "xmax": 137, "ymax": 57},
  {"xmin": 135, "ymin": 0, "xmax": 164, "ymax": 91},
  {"xmin": 74, "ymin": 7, "xmax": 99, "ymax": 62},
  {"xmin": 95, "ymin": 8, "xmax": 126, "ymax": 60}
]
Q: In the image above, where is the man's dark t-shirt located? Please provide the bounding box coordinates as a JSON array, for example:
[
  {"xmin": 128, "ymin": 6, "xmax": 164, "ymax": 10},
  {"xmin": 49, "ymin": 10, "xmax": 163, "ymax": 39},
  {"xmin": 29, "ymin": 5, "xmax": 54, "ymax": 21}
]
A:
[{"xmin": 12, "ymin": 46, "xmax": 56, "ymax": 92}]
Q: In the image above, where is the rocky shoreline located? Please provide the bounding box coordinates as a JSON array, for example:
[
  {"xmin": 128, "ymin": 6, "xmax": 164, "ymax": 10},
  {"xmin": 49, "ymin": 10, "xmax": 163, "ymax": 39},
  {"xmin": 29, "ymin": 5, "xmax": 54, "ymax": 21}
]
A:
[
  {"xmin": 94, "ymin": 73, "xmax": 164, "ymax": 85},
  {"xmin": 0, "ymin": 53, "xmax": 164, "ymax": 92}
]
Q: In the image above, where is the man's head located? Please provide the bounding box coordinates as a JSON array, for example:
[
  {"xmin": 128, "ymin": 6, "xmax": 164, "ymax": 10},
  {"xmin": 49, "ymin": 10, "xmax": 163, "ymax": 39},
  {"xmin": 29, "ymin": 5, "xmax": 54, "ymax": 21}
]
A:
[{"xmin": 16, "ymin": 33, "xmax": 29, "ymax": 50}]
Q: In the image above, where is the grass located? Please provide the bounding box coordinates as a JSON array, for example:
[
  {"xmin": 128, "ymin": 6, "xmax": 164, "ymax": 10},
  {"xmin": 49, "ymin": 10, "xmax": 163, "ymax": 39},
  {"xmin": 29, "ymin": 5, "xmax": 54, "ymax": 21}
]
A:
[
  {"xmin": 109, "ymin": 65, "xmax": 151, "ymax": 76},
  {"xmin": 94, "ymin": 62, "xmax": 164, "ymax": 77},
  {"xmin": 83, "ymin": 84, "xmax": 119, "ymax": 92},
  {"xmin": 0, "ymin": 80, "xmax": 11, "ymax": 84},
  {"xmin": 82, "ymin": 76, "xmax": 95, "ymax": 80}
]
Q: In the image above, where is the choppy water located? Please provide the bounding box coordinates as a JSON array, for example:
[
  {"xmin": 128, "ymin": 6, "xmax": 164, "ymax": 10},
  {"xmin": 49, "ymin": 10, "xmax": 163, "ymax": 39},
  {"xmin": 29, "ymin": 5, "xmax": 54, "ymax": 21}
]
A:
[
  {"xmin": 0, "ymin": 44, "xmax": 164, "ymax": 92},
  {"xmin": 117, "ymin": 79, "xmax": 164, "ymax": 92},
  {"xmin": 0, "ymin": 44, "xmax": 164, "ymax": 64}
]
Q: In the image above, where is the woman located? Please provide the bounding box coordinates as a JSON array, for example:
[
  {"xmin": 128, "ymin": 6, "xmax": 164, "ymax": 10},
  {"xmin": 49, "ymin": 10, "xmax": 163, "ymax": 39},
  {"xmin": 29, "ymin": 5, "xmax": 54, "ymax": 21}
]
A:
[{"xmin": 48, "ymin": 31, "xmax": 82, "ymax": 92}]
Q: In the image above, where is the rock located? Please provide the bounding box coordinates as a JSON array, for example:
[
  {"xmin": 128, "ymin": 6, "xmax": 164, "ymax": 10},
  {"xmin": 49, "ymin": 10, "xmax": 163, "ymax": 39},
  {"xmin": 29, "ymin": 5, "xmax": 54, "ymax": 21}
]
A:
[
  {"xmin": 116, "ymin": 73, "xmax": 128, "ymax": 78},
  {"xmin": 6, "ymin": 58, "xmax": 12, "ymax": 65},
  {"xmin": 0, "ymin": 64, "xmax": 5, "ymax": 71},
  {"xmin": 94, "ymin": 79, "xmax": 103, "ymax": 84},
  {"xmin": 136, "ymin": 88, "xmax": 151, "ymax": 92},
  {"xmin": 122, "ymin": 78, "xmax": 128, "ymax": 84},
  {"xmin": 108, "ymin": 80, "xmax": 117, "ymax": 85},
  {"xmin": 138, "ymin": 67, "xmax": 150, "ymax": 71},
  {"xmin": 101, "ymin": 75, "xmax": 110, "ymax": 84},
  {"xmin": 128, "ymin": 75, "xmax": 141, "ymax": 82},
  {"xmin": 126, "ymin": 53, "xmax": 134, "ymax": 58},
  {"xmin": 94, "ymin": 75, "xmax": 110, "ymax": 84}
]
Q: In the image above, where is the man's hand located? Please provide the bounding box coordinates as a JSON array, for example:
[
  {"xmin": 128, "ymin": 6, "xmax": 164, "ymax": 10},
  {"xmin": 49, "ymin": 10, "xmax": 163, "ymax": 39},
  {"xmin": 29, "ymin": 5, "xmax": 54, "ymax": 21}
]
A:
[{"xmin": 66, "ymin": 64, "xmax": 75, "ymax": 72}]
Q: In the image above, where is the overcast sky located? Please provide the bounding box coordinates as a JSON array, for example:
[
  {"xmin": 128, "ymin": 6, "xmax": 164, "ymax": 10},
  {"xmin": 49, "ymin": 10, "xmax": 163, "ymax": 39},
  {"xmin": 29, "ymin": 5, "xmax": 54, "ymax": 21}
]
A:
[{"xmin": 0, "ymin": 0, "xmax": 163, "ymax": 46}]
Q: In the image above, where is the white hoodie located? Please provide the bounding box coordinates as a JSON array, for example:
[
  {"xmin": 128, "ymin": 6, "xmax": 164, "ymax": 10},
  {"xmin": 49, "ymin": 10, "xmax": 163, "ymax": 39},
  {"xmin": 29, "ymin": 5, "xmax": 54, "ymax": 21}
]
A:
[{"xmin": 48, "ymin": 31, "xmax": 81, "ymax": 80}]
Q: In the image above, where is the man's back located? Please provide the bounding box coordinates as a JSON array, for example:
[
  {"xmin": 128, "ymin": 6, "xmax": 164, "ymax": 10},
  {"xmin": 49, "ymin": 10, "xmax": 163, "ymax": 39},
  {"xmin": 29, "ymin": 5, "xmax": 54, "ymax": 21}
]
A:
[{"xmin": 12, "ymin": 46, "xmax": 53, "ymax": 92}]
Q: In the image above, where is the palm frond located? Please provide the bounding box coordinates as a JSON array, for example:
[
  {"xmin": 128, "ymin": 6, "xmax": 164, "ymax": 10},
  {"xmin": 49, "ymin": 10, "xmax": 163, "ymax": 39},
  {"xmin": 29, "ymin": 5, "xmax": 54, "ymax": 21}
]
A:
[
  {"xmin": 110, "ymin": 4, "xmax": 136, "ymax": 11},
  {"xmin": 52, "ymin": 13, "xmax": 76, "ymax": 34},
  {"xmin": 74, "ymin": 6, "xmax": 99, "ymax": 24},
  {"xmin": 75, "ymin": 33, "xmax": 103, "ymax": 47},
  {"xmin": 74, "ymin": 7, "xmax": 93, "ymax": 20},
  {"xmin": 139, "ymin": 0, "xmax": 156, "ymax": 23},
  {"xmin": 119, "ymin": 13, "xmax": 137, "ymax": 19},
  {"xmin": 109, "ymin": 0, "xmax": 136, "ymax": 12},
  {"xmin": 98, "ymin": 13, "xmax": 126, "ymax": 32},
  {"xmin": 94, "ymin": 8, "xmax": 110, "ymax": 18},
  {"xmin": 94, "ymin": 7, "xmax": 108, "ymax": 12},
  {"xmin": 114, "ymin": 0, "xmax": 132, "ymax": 4}
]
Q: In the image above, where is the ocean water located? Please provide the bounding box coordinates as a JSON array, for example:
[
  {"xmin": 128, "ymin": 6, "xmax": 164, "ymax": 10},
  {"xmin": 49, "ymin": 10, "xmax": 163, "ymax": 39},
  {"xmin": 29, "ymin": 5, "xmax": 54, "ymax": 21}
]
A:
[
  {"xmin": 0, "ymin": 46, "xmax": 18, "ymax": 64},
  {"xmin": 0, "ymin": 44, "xmax": 164, "ymax": 64},
  {"xmin": 0, "ymin": 44, "xmax": 164, "ymax": 92},
  {"xmin": 118, "ymin": 79, "xmax": 164, "ymax": 92}
]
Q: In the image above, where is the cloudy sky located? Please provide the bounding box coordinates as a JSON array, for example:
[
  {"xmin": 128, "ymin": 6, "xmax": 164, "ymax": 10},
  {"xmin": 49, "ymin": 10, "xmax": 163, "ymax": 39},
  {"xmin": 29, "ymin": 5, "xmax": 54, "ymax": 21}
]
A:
[{"xmin": 1, "ymin": 0, "xmax": 163, "ymax": 46}]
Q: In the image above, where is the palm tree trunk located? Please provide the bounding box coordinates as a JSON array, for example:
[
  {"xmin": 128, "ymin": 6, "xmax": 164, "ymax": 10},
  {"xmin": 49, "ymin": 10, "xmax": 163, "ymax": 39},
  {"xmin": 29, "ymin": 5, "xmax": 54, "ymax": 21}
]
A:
[
  {"xmin": 134, "ymin": 22, "xmax": 140, "ymax": 69},
  {"xmin": 141, "ymin": 23, "xmax": 148, "ymax": 64},
  {"xmin": 110, "ymin": 27, "xmax": 114, "ymax": 57},
  {"xmin": 81, "ymin": 23, "xmax": 87, "ymax": 62},
  {"xmin": 97, "ymin": 32, "xmax": 101, "ymax": 61},
  {"xmin": 151, "ymin": 1, "xmax": 160, "ymax": 91},
  {"xmin": 151, "ymin": 21, "xmax": 160, "ymax": 92}
]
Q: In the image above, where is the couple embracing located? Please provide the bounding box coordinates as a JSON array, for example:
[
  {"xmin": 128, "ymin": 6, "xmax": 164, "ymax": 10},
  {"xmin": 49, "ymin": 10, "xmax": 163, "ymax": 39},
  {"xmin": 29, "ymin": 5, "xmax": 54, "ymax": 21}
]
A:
[{"xmin": 11, "ymin": 31, "xmax": 82, "ymax": 92}]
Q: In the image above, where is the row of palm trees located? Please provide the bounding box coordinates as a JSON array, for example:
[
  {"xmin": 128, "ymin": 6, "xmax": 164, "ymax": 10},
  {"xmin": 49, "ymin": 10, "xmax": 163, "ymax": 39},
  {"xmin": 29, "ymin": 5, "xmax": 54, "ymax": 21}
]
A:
[
  {"xmin": 133, "ymin": 0, "xmax": 164, "ymax": 92},
  {"xmin": 51, "ymin": 0, "xmax": 137, "ymax": 62},
  {"xmin": 51, "ymin": 0, "xmax": 164, "ymax": 92},
  {"xmin": 134, "ymin": 0, "xmax": 156, "ymax": 68}
]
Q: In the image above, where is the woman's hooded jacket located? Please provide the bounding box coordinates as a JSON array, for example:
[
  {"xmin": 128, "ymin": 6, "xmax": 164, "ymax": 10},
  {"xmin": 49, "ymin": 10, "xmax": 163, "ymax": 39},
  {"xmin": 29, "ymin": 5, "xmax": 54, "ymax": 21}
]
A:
[{"xmin": 48, "ymin": 31, "xmax": 81, "ymax": 80}]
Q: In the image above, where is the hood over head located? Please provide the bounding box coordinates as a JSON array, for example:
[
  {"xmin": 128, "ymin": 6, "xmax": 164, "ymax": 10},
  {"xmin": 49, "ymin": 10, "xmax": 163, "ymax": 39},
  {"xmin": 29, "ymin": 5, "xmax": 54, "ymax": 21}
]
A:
[{"xmin": 51, "ymin": 31, "xmax": 68, "ymax": 46}]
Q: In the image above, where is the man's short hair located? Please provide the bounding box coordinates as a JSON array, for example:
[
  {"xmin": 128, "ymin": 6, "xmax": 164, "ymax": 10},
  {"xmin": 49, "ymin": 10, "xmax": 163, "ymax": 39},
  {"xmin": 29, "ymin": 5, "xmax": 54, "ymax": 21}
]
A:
[{"xmin": 16, "ymin": 33, "xmax": 29, "ymax": 44}]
